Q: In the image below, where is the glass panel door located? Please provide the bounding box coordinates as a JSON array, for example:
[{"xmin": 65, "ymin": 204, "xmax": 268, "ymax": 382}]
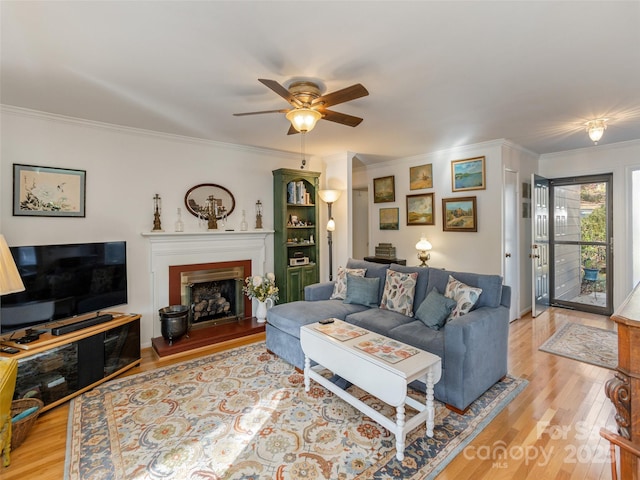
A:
[
  {"xmin": 531, "ymin": 174, "xmax": 550, "ymax": 317},
  {"xmin": 550, "ymin": 174, "xmax": 612, "ymax": 315}
]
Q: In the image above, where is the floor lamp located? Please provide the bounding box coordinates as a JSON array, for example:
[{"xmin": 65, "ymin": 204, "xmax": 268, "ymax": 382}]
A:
[
  {"xmin": 318, "ymin": 190, "xmax": 342, "ymax": 281},
  {"xmin": 0, "ymin": 234, "xmax": 25, "ymax": 297}
]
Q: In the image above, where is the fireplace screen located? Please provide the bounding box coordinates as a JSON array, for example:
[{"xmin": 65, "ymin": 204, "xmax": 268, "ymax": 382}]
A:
[{"xmin": 180, "ymin": 266, "xmax": 245, "ymax": 328}]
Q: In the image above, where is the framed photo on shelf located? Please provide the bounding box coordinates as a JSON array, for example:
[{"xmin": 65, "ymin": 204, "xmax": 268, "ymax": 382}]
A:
[
  {"xmin": 406, "ymin": 193, "xmax": 435, "ymax": 226},
  {"xmin": 373, "ymin": 175, "xmax": 395, "ymax": 203},
  {"xmin": 379, "ymin": 207, "xmax": 399, "ymax": 230},
  {"xmin": 451, "ymin": 156, "xmax": 486, "ymax": 192},
  {"xmin": 442, "ymin": 196, "xmax": 477, "ymax": 232},
  {"xmin": 409, "ymin": 163, "xmax": 433, "ymax": 190},
  {"xmin": 13, "ymin": 163, "xmax": 86, "ymax": 217}
]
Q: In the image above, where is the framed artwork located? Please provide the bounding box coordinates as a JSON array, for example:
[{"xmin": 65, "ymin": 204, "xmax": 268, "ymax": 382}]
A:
[
  {"xmin": 409, "ymin": 163, "xmax": 433, "ymax": 190},
  {"xmin": 451, "ymin": 156, "xmax": 486, "ymax": 192},
  {"xmin": 13, "ymin": 164, "xmax": 86, "ymax": 217},
  {"xmin": 406, "ymin": 193, "xmax": 435, "ymax": 226},
  {"xmin": 442, "ymin": 196, "xmax": 477, "ymax": 232},
  {"xmin": 379, "ymin": 207, "xmax": 399, "ymax": 230},
  {"xmin": 373, "ymin": 175, "xmax": 395, "ymax": 203}
]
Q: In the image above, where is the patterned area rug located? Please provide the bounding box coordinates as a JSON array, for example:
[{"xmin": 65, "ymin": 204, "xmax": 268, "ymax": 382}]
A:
[
  {"xmin": 65, "ymin": 342, "xmax": 527, "ymax": 480},
  {"xmin": 539, "ymin": 322, "xmax": 617, "ymax": 369}
]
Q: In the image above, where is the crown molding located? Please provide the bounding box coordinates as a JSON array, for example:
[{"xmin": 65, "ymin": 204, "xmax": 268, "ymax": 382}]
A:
[{"xmin": 1, "ymin": 104, "xmax": 300, "ymax": 159}]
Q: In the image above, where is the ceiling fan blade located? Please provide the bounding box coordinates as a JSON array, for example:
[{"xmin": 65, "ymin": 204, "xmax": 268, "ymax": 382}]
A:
[
  {"xmin": 322, "ymin": 109, "xmax": 363, "ymax": 127},
  {"xmin": 258, "ymin": 79, "xmax": 302, "ymax": 107},
  {"xmin": 313, "ymin": 84, "xmax": 369, "ymax": 108},
  {"xmin": 286, "ymin": 124, "xmax": 299, "ymax": 135},
  {"xmin": 233, "ymin": 109, "xmax": 290, "ymax": 116}
]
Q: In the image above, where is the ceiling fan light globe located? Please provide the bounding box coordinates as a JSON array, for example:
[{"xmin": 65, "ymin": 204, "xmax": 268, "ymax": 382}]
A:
[{"xmin": 286, "ymin": 108, "xmax": 322, "ymax": 133}]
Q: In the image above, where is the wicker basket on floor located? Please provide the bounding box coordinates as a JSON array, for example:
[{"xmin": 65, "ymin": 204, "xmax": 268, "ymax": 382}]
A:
[{"xmin": 10, "ymin": 398, "xmax": 44, "ymax": 450}]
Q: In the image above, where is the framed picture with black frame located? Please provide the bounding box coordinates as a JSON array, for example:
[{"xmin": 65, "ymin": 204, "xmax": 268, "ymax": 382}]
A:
[{"xmin": 13, "ymin": 163, "xmax": 86, "ymax": 217}]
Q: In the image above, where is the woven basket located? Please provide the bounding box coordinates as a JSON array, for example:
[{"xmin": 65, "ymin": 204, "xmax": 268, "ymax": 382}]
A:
[{"xmin": 10, "ymin": 398, "xmax": 44, "ymax": 450}]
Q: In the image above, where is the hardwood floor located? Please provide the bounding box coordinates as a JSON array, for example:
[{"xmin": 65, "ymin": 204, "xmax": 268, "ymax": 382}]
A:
[{"xmin": 2, "ymin": 308, "xmax": 618, "ymax": 479}]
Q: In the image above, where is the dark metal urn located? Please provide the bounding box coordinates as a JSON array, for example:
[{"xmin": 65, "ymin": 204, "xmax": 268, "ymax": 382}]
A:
[{"xmin": 159, "ymin": 305, "xmax": 190, "ymax": 345}]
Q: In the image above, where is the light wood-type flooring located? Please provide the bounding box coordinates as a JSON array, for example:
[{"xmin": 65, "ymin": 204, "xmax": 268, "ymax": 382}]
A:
[{"xmin": 2, "ymin": 307, "xmax": 619, "ymax": 479}]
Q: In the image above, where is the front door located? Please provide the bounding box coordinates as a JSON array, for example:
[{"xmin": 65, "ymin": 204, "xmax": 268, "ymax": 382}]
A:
[{"xmin": 531, "ymin": 174, "xmax": 550, "ymax": 317}]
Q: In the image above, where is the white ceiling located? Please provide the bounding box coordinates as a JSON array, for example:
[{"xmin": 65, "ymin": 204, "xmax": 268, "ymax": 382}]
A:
[{"xmin": 2, "ymin": 1, "xmax": 640, "ymax": 164}]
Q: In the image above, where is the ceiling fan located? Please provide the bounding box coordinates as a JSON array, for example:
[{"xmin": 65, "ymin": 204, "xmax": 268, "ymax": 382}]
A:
[{"xmin": 233, "ymin": 79, "xmax": 369, "ymax": 135}]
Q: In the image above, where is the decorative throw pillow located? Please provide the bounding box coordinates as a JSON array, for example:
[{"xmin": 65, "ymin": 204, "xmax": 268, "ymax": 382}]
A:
[
  {"xmin": 444, "ymin": 275, "xmax": 483, "ymax": 319},
  {"xmin": 330, "ymin": 266, "xmax": 366, "ymax": 300},
  {"xmin": 415, "ymin": 288, "xmax": 458, "ymax": 330},
  {"xmin": 344, "ymin": 274, "xmax": 380, "ymax": 308},
  {"xmin": 379, "ymin": 269, "xmax": 418, "ymax": 317}
]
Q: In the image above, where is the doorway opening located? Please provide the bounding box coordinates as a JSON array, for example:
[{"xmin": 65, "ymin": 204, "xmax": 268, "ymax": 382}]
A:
[{"xmin": 549, "ymin": 174, "xmax": 613, "ymax": 315}]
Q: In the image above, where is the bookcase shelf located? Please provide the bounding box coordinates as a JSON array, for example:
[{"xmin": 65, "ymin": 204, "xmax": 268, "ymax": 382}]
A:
[{"xmin": 273, "ymin": 168, "xmax": 321, "ymax": 303}]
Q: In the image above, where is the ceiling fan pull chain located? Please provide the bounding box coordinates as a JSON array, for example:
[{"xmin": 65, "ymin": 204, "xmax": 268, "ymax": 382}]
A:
[{"xmin": 300, "ymin": 132, "xmax": 307, "ymax": 169}]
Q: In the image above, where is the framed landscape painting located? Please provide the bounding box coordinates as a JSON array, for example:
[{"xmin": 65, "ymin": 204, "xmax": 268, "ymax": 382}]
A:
[
  {"xmin": 451, "ymin": 156, "xmax": 486, "ymax": 192},
  {"xmin": 406, "ymin": 193, "xmax": 434, "ymax": 226},
  {"xmin": 13, "ymin": 163, "xmax": 86, "ymax": 217},
  {"xmin": 373, "ymin": 175, "xmax": 395, "ymax": 203},
  {"xmin": 379, "ymin": 207, "xmax": 399, "ymax": 230},
  {"xmin": 409, "ymin": 164, "xmax": 433, "ymax": 190},
  {"xmin": 442, "ymin": 196, "xmax": 477, "ymax": 232}
]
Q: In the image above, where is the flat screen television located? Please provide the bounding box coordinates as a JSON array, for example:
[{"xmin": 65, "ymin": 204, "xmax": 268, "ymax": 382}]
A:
[{"xmin": 0, "ymin": 241, "xmax": 128, "ymax": 334}]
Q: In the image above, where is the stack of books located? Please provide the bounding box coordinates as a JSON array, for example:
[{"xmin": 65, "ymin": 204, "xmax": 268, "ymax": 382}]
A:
[
  {"xmin": 375, "ymin": 243, "xmax": 396, "ymax": 259},
  {"xmin": 287, "ymin": 181, "xmax": 310, "ymax": 205}
]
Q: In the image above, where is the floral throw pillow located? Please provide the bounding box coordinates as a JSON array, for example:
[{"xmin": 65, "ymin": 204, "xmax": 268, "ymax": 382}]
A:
[
  {"xmin": 444, "ymin": 275, "xmax": 483, "ymax": 319},
  {"xmin": 379, "ymin": 269, "xmax": 418, "ymax": 317},
  {"xmin": 330, "ymin": 267, "xmax": 367, "ymax": 300}
]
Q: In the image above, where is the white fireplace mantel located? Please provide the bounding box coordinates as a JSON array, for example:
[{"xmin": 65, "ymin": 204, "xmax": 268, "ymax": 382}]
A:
[{"xmin": 142, "ymin": 230, "xmax": 274, "ymax": 337}]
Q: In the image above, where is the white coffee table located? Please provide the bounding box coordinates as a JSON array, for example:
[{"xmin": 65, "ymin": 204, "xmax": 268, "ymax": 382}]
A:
[{"xmin": 300, "ymin": 319, "xmax": 442, "ymax": 461}]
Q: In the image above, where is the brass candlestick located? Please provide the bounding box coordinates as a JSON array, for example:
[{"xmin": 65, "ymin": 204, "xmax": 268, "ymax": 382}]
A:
[
  {"xmin": 152, "ymin": 194, "xmax": 163, "ymax": 231},
  {"xmin": 255, "ymin": 200, "xmax": 263, "ymax": 230},
  {"xmin": 207, "ymin": 195, "xmax": 218, "ymax": 230}
]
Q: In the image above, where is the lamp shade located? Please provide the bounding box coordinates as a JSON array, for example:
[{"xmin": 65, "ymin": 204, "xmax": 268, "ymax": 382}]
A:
[
  {"xmin": 415, "ymin": 237, "xmax": 432, "ymax": 251},
  {"xmin": 326, "ymin": 218, "xmax": 336, "ymax": 232},
  {"xmin": 286, "ymin": 108, "xmax": 322, "ymax": 133},
  {"xmin": 586, "ymin": 119, "xmax": 607, "ymax": 144},
  {"xmin": 318, "ymin": 189, "xmax": 342, "ymax": 204},
  {"xmin": 0, "ymin": 234, "xmax": 25, "ymax": 295}
]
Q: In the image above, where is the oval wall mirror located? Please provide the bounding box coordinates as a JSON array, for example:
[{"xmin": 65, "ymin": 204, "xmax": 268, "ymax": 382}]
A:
[{"xmin": 184, "ymin": 184, "xmax": 235, "ymax": 219}]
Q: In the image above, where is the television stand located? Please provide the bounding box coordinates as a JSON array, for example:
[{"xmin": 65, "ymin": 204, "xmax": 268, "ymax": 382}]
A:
[{"xmin": 0, "ymin": 313, "xmax": 141, "ymax": 412}]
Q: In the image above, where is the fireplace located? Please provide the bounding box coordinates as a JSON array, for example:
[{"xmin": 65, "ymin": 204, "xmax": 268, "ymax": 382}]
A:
[{"xmin": 169, "ymin": 260, "xmax": 252, "ymax": 329}]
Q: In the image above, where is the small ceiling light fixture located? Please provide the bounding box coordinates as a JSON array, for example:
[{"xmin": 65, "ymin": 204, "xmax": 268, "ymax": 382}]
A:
[
  {"xmin": 586, "ymin": 118, "xmax": 608, "ymax": 145},
  {"xmin": 286, "ymin": 108, "xmax": 322, "ymax": 133}
]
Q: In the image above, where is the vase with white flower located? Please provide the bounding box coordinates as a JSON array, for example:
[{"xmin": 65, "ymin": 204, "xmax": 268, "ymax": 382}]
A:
[{"xmin": 243, "ymin": 273, "xmax": 279, "ymax": 323}]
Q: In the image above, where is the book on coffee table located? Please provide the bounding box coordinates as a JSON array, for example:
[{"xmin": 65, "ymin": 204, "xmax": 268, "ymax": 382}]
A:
[
  {"xmin": 313, "ymin": 320, "xmax": 368, "ymax": 341},
  {"xmin": 355, "ymin": 336, "xmax": 420, "ymax": 364}
]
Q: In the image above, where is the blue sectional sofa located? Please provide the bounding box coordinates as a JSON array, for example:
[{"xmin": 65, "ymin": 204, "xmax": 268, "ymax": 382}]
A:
[{"xmin": 266, "ymin": 258, "xmax": 511, "ymax": 412}]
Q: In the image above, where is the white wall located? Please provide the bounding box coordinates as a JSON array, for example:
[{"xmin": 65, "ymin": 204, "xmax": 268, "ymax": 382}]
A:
[
  {"xmin": 539, "ymin": 140, "xmax": 640, "ymax": 308},
  {"xmin": 502, "ymin": 142, "xmax": 538, "ymax": 315},
  {"xmin": 0, "ymin": 106, "xmax": 310, "ymax": 346},
  {"xmin": 365, "ymin": 140, "xmax": 505, "ymax": 275}
]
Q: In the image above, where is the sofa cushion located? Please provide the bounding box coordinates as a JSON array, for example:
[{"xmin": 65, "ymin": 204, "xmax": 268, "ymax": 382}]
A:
[
  {"xmin": 345, "ymin": 308, "xmax": 416, "ymax": 336},
  {"xmin": 267, "ymin": 300, "xmax": 368, "ymax": 338},
  {"xmin": 346, "ymin": 259, "xmax": 390, "ymax": 300},
  {"xmin": 344, "ymin": 274, "xmax": 380, "ymax": 308},
  {"xmin": 415, "ymin": 287, "xmax": 457, "ymax": 329},
  {"xmin": 389, "ymin": 264, "xmax": 430, "ymax": 314},
  {"xmin": 330, "ymin": 266, "xmax": 366, "ymax": 300},
  {"xmin": 444, "ymin": 275, "xmax": 483, "ymax": 319},
  {"xmin": 380, "ymin": 269, "xmax": 418, "ymax": 316},
  {"xmin": 427, "ymin": 268, "xmax": 503, "ymax": 309},
  {"xmin": 387, "ymin": 321, "xmax": 445, "ymax": 367}
]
